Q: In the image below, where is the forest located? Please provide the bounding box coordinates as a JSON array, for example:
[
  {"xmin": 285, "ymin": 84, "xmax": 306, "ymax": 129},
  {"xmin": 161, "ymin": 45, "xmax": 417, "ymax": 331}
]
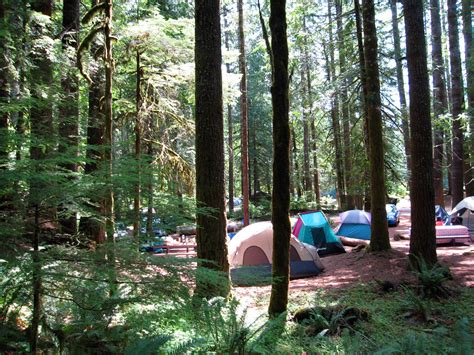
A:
[{"xmin": 0, "ymin": 0, "xmax": 473, "ymax": 353}]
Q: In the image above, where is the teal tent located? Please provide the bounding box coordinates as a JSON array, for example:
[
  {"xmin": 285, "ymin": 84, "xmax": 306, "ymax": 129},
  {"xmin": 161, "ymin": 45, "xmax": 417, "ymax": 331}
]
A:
[{"xmin": 293, "ymin": 211, "xmax": 345, "ymax": 256}]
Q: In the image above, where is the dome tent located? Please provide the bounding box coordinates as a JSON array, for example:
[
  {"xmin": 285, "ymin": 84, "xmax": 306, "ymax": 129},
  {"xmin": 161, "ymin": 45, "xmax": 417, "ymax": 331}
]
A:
[
  {"xmin": 292, "ymin": 211, "xmax": 345, "ymax": 256},
  {"xmin": 336, "ymin": 210, "xmax": 371, "ymax": 240},
  {"xmin": 228, "ymin": 222, "xmax": 324, "ymax": 285},
  {"xmin": 450, "ymin": 196, "xmax": 474, "ymax": 234}
]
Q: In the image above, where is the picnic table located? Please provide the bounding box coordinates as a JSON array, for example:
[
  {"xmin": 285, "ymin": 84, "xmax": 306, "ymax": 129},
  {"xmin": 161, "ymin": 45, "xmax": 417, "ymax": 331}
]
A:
[{"xmin": 152, "ymin": 243, "xmax": 197, "ymax": 257}]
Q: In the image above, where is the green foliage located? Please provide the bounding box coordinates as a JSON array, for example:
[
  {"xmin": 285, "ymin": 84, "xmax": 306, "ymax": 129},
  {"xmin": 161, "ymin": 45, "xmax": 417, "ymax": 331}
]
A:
[
  {"xmin": 375, "ymin": 318, "xmax": 473, "ymax": 354},
  {"xmin": 411, "ymin": 256, "xmax": 452, "ymax": 298}
]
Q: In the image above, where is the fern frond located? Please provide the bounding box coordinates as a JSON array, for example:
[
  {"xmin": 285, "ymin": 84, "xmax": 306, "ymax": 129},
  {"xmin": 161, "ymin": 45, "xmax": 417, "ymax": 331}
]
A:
[{"xmin": 124, "ymin": 335, "xmax": 172, "ymax": 355}]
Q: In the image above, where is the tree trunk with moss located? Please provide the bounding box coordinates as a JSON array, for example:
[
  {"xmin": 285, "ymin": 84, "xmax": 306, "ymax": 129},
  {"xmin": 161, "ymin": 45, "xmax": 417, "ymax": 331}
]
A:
[
  {"xmin": 403, "ymin": 0, "xmax": 437, "ymax": 267},
  {"xmin": 58, "ymin": 0, "xmax": 80, "ymax": 233},
  {"xmin": 0, "ymin": 0, "xmax": 10, "ymax": 210},
  {"xmin": 268, "ymin": 0, "xmax": 290, "ymax": 317},
  {"xmin": 363, "ymin": 0, "xmax": 390, "ymax": 251},
  {"xmin": 29, "ymin": 1, "xmax": 53, "ymax": 350},
  {"xmin": 79, "ymin": 0, "xmax": 106, "ymax": 244},
  {"xmin": 195, "ymin": 0, "xmax": 230, "ymax": 299}
]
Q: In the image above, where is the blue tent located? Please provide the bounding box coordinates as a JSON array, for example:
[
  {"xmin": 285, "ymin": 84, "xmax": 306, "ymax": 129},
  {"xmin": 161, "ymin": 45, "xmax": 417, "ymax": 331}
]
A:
[
  {"xmin": 336, "ymin": 210, "xmax": 371, "ymax": 240},
  {"xmin": 293, "ymin": 211, "xmax": 345, "ymax": 256}
]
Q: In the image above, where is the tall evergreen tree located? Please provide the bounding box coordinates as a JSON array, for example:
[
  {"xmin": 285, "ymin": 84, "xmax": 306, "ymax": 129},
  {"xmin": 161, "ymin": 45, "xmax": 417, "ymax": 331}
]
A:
[
  {"xmin": 195, "ymin": 0, "xmax": 230, "ymax": 298},
  {"xmin": 390, "ymin": 0, "xmax": 411, "ymax": 185},
  {"xmin": 403, "ymin": 0, "xmax": 437, "ymax": 267},
  {"xmin": 238, "ymin": 0, "xmax": 250, "ymax": 226},
  {"xmin": 362, "ymin": 0, "xmax": 390, "ymax": 251},
  {"xmin": 430, "ymin": 0, "xmax": 449, "ymax": 207},
  {"xmin": 447, "ymin": 0, "xmax": 465, "ymax": 207},
  {"xmin": 268, "ymin": 0, "xmax": 290, "ymax": 317},
  {"xmin": 29, "ymin": 0, "xmax": 53, "ymax": 351},
  {"xmin": 462, "ymin": 0, "xmax": 473, "ymax": 195},
  {"xmin": 327, "ymin": 0, "xmax": 345, "ymax": 210},
  {"xmin": 58, "ymin": 0, "xmax": 80, "ymax": 233}
]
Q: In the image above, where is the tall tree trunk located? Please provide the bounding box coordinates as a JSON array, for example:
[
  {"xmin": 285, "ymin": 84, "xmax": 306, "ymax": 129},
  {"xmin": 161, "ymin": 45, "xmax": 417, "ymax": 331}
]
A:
[
  {"xmin": 0, "ymin": 0, "xmax": 10, "ymax": 210},
  {"xmin": 102, "ymin": 0, "xmax": 117, "ymax": 300},
  {"xmin": 195, "ymin": 0, "xmax": 230, "ymax": 298},
  {"xmin": 29, "ymin": 0, "xmax": 53, "ymax": 349},
  {"xmin": 462, "ymin": 0, "xmax": 474, "ymax": 195},
  {"xmin": 301, "ymin": 70, "xmax": 311, "ymax": 194},
  {"xmin": 58, "ymin": 0, "xmax": 80, "ymax": 233},
  {"xmin": 448, "ymin": 0, "xmax": 465, "ymax": 207},
  {"xmin": 79, "ymin": 0, "xmax": 106, "ymax": 244},
  {"xmin": 311, "ymin": 119, "xmax": 320, "ymax": 206},
  {"xmin": 362, "ymin": 0, "xmax": 390, "ymax": 251},
  {"xmin": 146, "ymin": 139, "xmax": 154, "ymax": 236},
  {"xmin": 103, "ymin": 0, "xmax": 114, "ymax": 243},
  {"xmin": 355, "ymin": 0, "xmax": 371, "ymax": 210},
  {"xmin": 403, "ymin": 0, "xmax": 437, "ymax": 267},
  {"xmin": 291, "ymin": 125, "xmax": 302, "ymax": 198},
  {"xmin": 268, "ymin": 0, "xmax": 290, "ymax": 317},
  {"xmin": 354, "ymin": 0, "xmax": 370, "ymax": 211},
  {"xmin": 336, "ymin": 0, "xmax": 351, "ymax": 208},
  {"xmin": 238, "ymin": 0, "xmax": 250, "ymax": 226},
  {"xmin": 430, "ymin": 0, "xmax": 449, "ymax": 207},
  {"xmin": 252, "ymin": 117, "xmax": 260, "ymax": 194},
  {"xmin": 223, "ymin": 6, "xmax": 234, "ymax": 214},
  {"xmin": 133, "ymin": 49, "xmax": 142, "ymax": 241},
  {"xmin": 390, "ymin": 0, "xmax": 411, "ymax": 185},
  {"xmin": 302, "ymin": 16, "xmax": 320, "ymax": 205},
  {"xmin": 327, "ymin": 1, "xmax": 345, "ymax": 210}
]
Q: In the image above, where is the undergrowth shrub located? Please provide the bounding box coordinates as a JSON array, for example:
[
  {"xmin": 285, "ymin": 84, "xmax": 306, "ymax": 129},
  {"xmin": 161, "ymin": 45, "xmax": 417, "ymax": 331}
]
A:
[
  {"xmin": 375, "ymin": 317, "xmax": 473, "ymax": 354},
  {"xmin": 411, "ymin": 256, "xmax": 452, "ymax": 298}
]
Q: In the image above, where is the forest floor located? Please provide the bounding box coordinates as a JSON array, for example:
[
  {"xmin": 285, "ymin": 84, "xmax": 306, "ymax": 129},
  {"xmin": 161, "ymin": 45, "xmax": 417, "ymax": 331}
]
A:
[{"xmin": 232, "ymin": 202, "xmax": 474, "ymax": 311}]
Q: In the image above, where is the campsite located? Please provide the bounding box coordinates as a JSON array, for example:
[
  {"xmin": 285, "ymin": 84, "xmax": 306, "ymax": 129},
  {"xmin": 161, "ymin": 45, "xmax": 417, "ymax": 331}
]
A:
[{"xmin": 1, "ymin": 0, "xmax": 474, "ymax": 353}]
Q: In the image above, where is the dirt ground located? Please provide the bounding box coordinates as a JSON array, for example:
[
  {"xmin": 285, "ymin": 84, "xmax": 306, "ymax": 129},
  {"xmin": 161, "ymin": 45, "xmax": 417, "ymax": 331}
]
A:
[{"xmin": 232, "ymin": 203, "xmax": 474, "ymax": 304}]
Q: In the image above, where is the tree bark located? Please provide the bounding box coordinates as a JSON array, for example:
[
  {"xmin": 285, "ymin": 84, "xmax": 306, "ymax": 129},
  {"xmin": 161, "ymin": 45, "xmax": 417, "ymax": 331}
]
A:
[
  {"xmin": 79, "ymin": 0, "xmax": 106, "ymax": 244},
  {"xmin": 462, "ymin": 0, "xmax": 474, "ymax": 195},
  {"xmin": 327, "ymin": 1, "xmax": 345, "ymax": 210},
  {"xmin": 195, "ymin": 0, "xmax": 230, "ymax": 298},
  {"xmin": 403, "ymin": 0, "xmax": 437, "ymax": 267},
  {"xmin": 0, "ymin": 0, "xmax": 11, "ymax": 212},
  {"xmin": 362, "ymin": 0, "xmax": 390, "ymax": 251},
  {"xmin": 103, "ymin": 0, "xmax": 114, "ymax": 243},
  {"xmin": 354, "ymin": 0, "xmax": 371, "ymax": 210},
  {"xmin": 238, "ymin": 0, "xmax": 250, "ymax": 226},
  {"xmin": 448, "ymin": 0, "xmax": 465, "ymax": 207},
  {"xmin": 336, "ymin": 0, "xmax": 352, "ymax": 208},
  {"xmin": 390, "ymin": 0, "xmax": 411, "ymax": 185},
  {"xmin": 29, "ymin": 1, "xmax": 53, "ymax": 349},
  {"xmin": 58, "ymin": 0, "xmax": 80, "ymax": 233},
  {"xmin": 268, "ymin": 0, "xmax": 290, "ymax": 317},
  {"xmin": 223, "ymin": 6, "xmax": 234, "ymax": 214},
  {"xmin": 133, "ymin": 49, "xmax": 142, "ymax": 241},
  {"xmin": 0, "ymin": 0, "xmax": 9, "ymax": 164},
  {"xmin": 430, "ymin": 0, "xmax": 449, "ymax": 207},
  {"xmin": 301, "ymin": 69, "xmax": 311, "ymax": 193}
]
